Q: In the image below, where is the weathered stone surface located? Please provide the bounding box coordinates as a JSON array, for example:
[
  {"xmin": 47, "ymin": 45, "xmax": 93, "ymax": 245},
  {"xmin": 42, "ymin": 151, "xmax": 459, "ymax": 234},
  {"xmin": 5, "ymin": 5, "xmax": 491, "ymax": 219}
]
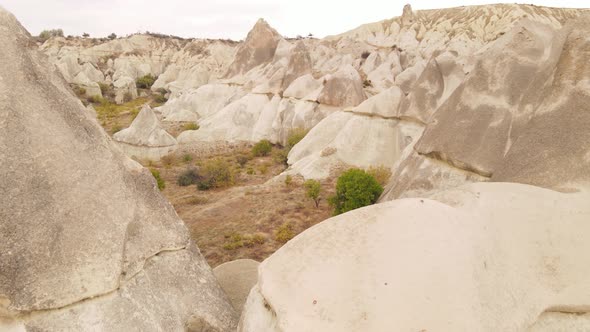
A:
[
  {"xmin": 0, "ymin": 8, "xmax": 236, "ymax": 331},
  {"xmin": 224, "ymin": 19, "xmax": 282, "ymax": 77},
  {"xmin": 317, "ymin": 65, "xmax": 366, "ymax": 107},
  {"xmin": 240, "ymin": 183, "xmax": 590, "ymax": 331},
  {"xmin": 213, "ymin": 259, "xmax": 260, "ymax": 312}
]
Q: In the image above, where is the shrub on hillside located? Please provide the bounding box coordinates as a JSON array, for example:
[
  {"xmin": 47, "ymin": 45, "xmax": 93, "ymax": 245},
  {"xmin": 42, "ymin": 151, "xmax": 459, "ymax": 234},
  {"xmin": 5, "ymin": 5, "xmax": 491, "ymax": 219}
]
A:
[
  {"xmin": 367, "ymin": 166, "xmax": 392, "ymax": 186},
  {"xmin": 177, "ymin": 168, "xmax": 201, "ymax": 187},
  {"xmin": 197, "ymin": 158, "xmax": 234, "ymax": 190},
  {"xmin": 150, "ymin": 169, "xmax": 165, "ymax": 190},
  {"xmin": 183, "ymin": 122, "xmax": 199, "ymax": 131},
  {"xmin": 136, "ymin": 74, "xmax": 156, "ymax": 89},
  {"xmin": 251, "ymin": 139, "xmax": 272, "ymax": 157},
  {"xmin": 275, "ymin": 222, "xmax": 295, "ymax": 243},
  {"xmin": 304, "ymin": 179, "xmax": 321, "ymax": 208},
  {"xmin": 154, "ymin": 94, "xmax": 168, "ymax": 104},
  {"xmin": 38, "ymin": 29, "xmax": 64, "ymax": 42},
  {"xmin": 328, "ymin": 168, "xmax": 383, "ymax": 215}
]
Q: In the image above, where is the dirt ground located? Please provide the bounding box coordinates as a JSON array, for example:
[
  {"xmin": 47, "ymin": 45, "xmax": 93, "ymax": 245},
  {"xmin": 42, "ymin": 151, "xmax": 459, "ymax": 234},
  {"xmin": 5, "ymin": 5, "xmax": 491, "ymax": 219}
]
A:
[{"xmin": 144, "ymin": 147, "xmax": 339, "ymax": 267}]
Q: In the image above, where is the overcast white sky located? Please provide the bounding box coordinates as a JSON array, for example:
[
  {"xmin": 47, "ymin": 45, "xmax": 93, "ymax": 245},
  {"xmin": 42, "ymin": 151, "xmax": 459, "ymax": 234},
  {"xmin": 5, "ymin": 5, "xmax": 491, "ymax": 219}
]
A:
[{"xmin": 1, "ymin": 0, "xmax": 587, "ymax": 40}]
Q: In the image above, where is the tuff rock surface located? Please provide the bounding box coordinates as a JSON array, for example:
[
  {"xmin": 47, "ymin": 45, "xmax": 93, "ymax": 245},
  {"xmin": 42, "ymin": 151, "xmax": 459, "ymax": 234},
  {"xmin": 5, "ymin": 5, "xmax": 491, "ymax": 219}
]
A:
[{"xmin": 0, "ymin": 8, "xmax": 236, "ymax": 331}]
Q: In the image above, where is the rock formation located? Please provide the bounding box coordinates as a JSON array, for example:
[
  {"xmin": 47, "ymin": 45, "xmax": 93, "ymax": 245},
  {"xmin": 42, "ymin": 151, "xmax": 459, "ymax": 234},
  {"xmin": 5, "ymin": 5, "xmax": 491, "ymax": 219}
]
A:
[
  {"xmin": 239, "ymin": 183, "xmax": 590, "ymax": 331},
  {"xmin": 213, "ymin": 259, "xmax": 260, "ymax": 312},
  {"xmin": 0, "ymin": 8, "xmax": 236, "ymax": 331},
  {"xmin": 113, "ymin": 105, "xmax": 178, "ymax": 160}
]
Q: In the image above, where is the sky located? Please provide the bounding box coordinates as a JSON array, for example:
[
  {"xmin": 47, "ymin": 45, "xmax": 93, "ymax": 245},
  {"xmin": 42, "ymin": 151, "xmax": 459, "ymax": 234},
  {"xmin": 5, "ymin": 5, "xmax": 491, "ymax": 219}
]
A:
[{"xmin": 0, "ymin": 0, "xmax": 587, "ymax": 40}]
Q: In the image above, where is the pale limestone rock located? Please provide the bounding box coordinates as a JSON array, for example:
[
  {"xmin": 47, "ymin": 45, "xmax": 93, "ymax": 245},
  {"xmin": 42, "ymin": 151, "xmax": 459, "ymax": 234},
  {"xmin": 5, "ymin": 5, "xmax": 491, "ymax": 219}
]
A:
[
  {"xmin": 72, "ymin": 71, "xmax": 102, "ymax": 98},
  {"xmin": 161, "ymin": 83, "xmax": 246, "ymax": 122},
  {"xmin": 282, "ymin": 74, "xmax": 323, "ymax": 101},
  {"xmin": 224, "ymin": 19, "xmax": 281, "ymax": 77},
  {"xmin": 0, "ymin": 8, "xmax": 236, "ymax": 330},
  {"xmin": 240, "ymin": 183, "xmax": 590, "ymax": 331},
  {"xmin": 113, "ymin": 76, "xmax": 138, "ymax": 104},
  {"xmin": 317, "ymin": 65, "xmax": 365, "ymax": 107}
]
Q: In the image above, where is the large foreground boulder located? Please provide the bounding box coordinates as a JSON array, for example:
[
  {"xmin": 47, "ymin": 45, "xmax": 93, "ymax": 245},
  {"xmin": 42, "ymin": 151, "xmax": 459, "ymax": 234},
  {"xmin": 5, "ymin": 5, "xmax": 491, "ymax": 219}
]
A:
[
  {"xmin": 0, "ymin": 8, "xmax": 236, "ymax": 331},
  {"xmin": 239, "ymin": 183, "xmax": 590, "ymax": 331}
]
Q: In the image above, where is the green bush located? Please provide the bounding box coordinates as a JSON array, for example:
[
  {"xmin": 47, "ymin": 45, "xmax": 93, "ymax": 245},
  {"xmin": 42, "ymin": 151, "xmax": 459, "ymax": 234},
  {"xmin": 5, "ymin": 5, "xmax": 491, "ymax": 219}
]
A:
[
  {"xmin": 136, "ymin": 74, "xmax": 156, "ymax": 89},
  {"xmin": 304, "ymin": 179, "xmax": 321, "ymax": 208},
  {"xmin": 177, "ymin": 168, "xmax": 201, "ymax": 187},
  {"xmin": 197, "ymin": 158, "xmax": 234, "ymax": 190},
  {"xmin": 275, "ymin": 222, "xmax": 295, "ymax": 243},
  {"xmin": 183, "ymin": 122, "xmax": 199, "ymax": 131},
  {"xmin": 182, "ymin": 154, "xmax": 193, "ymax": 163},
  {"xmin": 272, "ymin": 148, "xmax": 289, "ymax": 166},
  {"xmin": 252, "ymin": 139, "xmax": 272, "ymax": 157},
  {"xmin": 150, "ymin": 169, "xmax": 165, "ymax": 190},
  {"xmin": 154, "ymin": 94, "xmax": 168, "ymax": 104},
  {"xmin": 328, "ymin": 169, "xmax": 383, "ymax": 215}
]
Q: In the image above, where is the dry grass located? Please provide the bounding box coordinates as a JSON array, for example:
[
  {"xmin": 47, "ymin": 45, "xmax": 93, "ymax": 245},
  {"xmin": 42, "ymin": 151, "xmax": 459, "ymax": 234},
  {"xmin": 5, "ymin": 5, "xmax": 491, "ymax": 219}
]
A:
[{"xmin": 145, "ymin": 147, "xmax": 337, "ymax": 267}]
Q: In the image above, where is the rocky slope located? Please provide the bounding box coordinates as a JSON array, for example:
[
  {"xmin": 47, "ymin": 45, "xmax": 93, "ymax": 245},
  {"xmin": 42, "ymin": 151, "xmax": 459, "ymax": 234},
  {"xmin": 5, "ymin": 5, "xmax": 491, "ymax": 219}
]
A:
[
  {"xmin": 0, "ymin": 8, "xmax": 236, "ymax": 331},
  {"xmin": 7, "ymin": 2, "xmax": 590, "ymax": 331}
]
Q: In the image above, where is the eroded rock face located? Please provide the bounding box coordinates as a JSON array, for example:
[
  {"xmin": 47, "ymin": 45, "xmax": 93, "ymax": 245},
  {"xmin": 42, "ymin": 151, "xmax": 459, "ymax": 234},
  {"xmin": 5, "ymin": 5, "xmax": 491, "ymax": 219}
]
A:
[
  {"xmin": 0, "ymin": 8, "xmax": 236, "ymax": 331},
  {"xmin": 224, "ymin": 19, "xmax": 282, "ymax": 78},
  {"xmin": 240, "ymin": 183, "xmax": 590, "ymax": 331},
  {"xmin": 113, "ymin": 105, "xmax": 177, "ymax": 160}
]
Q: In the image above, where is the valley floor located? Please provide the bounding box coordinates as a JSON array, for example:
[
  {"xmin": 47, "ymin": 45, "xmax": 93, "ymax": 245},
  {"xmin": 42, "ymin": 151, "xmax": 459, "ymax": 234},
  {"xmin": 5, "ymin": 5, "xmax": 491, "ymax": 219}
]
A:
[{"xmin": 146, "ymin": 147, "xmax": 337, "ymax": 267}]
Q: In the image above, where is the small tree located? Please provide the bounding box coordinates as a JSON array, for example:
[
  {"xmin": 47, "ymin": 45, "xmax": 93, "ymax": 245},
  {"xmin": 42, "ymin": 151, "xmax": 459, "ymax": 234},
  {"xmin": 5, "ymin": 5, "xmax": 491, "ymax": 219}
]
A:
[
  {"xmin": 328, "ymin": 169, "xmax": 383, "ymax": 215},
  {"xmin": 252, "ymin": 139, "xmax": 272, "ymax": 157},
  {"xmin": 304, "ymin": 179, "xmax": 321, "ymax": 208},
  {"xmin": 136, "ymin": 74, "xmax": 156, "ymax": 89},
  {"xmin": 82, "ymin": 32, "xmax": 90, "ymax": 38},
  {"xmin": 108, "ymin": 33, "xmax": 117, "ymax": 40}
]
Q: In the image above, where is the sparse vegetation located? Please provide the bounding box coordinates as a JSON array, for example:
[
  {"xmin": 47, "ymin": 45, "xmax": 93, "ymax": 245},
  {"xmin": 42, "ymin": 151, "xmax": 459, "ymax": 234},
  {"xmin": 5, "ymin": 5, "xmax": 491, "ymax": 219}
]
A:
[
  {"xmin": 98, "ymin": 83, "xmax": 111, "ymax": 96},
  {"xmin": 177, "ymin": 168, "xmax": 201, "ymax": 187},
  {"xmin": 123, "ymin": 92, "xmax": 133, "ymax": 103},
  {"xmin": 363, "ymin": 79, "xmax": 373, "ymax": 88},
  {"xmin": 198, "ymin": 158, "xmax": 234, "ymax": 190},
  {"xmin": 252, "ymin": 139, "xmax": 272, "ymax": 157},
  {"xmin": 38, "ymin": 29, "xmax": 64, "ymax": 42},
  {"xmin": 329, "ymin": 168, "xmax": 383, "ymax": 215},
  {"xmin": 367, "ymin": 166, "xmax": 392, "ymax": 186},
  {"xmin": 304, "ymin": 179, "xmax": 322, "ymax": 208},
  {"xmin": 223, "ymin": 232, "xmax": 266, "ymax": 250},
  {"xmin": 285, "ymin": 175, "xmax": 293, "ymax": 187},
  {"xmin": 108, "ymin": 33, "xmax": 117, "ymax": 40},
  {"xmin": 82, "ymin": 32, "xmax": 90, "ymax": 38},
  {"xmin": 160, "ymin": 154, "xmax": 177, "ymax": 168},
  {"xmin": 183, "ymin": 122, "xmax": 200, "ymax": 131},
  {"xmin": 73, "ymin": 86, "xmax": 86, "ymax": 96},
  {"xmin": 136, "ymin": 74, "xmax": 156, "ymax": 89},
  {"xmin": 236, "ymin": 154, "xmax": 251, "ymax": 167},
  {"xmin": 182, "ymin": 154, "xmax": 193, "ymax": 163},
  {"xmin": 150, "ymin": 169, "xmax": 165, "ymax": 190},
  {"xmin": 275, "ymin": 222, "xmax": 295, "ymax": 243},
  {"xmin": 154, "ymin": 94, "xmax": 168, "ymax": 104}
]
